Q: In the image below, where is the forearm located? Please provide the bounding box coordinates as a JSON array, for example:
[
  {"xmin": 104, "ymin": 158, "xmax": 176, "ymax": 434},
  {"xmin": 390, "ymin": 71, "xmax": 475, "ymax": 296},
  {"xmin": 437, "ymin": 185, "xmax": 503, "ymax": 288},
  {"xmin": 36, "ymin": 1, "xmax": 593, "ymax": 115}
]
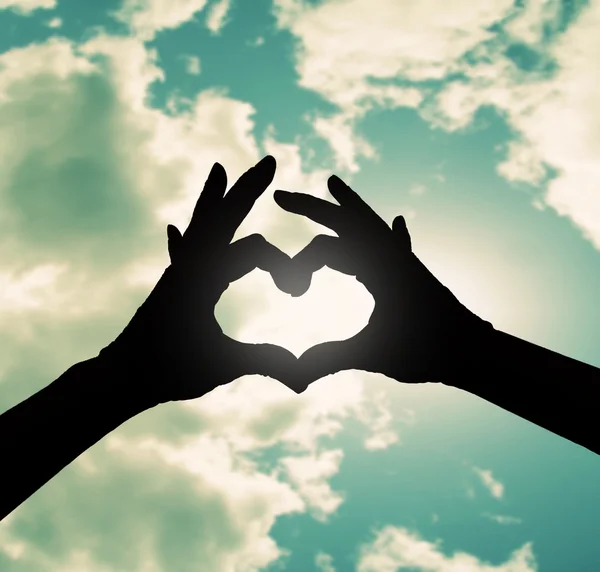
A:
[
  {"xmin": 0, "ymin": 356, "xmax": 150, "ymax": 520},
  {"xmin": 451, "ymin": 329, "xmax": 599, "ymax": 456}
]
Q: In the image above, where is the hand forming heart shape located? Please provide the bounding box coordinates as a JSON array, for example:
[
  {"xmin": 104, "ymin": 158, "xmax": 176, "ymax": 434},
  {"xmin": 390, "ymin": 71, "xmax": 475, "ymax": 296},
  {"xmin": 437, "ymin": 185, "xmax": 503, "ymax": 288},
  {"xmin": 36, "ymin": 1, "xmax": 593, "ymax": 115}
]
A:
[
  {"xmin": 101, "ymin": 155, "xmax": 495, "ymax": 408},
  {"xmin": 163, "ymin": 166, "xmax": 495, "ymax": 397}
]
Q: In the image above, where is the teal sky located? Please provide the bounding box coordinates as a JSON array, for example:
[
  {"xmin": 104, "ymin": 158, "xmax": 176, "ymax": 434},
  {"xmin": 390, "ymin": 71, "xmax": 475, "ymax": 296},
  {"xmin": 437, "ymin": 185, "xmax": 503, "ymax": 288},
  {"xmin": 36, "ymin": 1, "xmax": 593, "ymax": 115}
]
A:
[{"xmin": 0, "ymin": 0, "xmax": 599, "ymax": 570}]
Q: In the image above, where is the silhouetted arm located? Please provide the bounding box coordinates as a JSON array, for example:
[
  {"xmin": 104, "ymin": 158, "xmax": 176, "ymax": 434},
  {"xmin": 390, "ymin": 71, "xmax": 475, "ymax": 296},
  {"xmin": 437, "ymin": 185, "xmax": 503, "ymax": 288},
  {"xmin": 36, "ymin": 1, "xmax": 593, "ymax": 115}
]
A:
[
  {"xmin": 0, "ymin": 356, "xmax": 148, "ymax": 521},
  {"xmin": 0, "ymin": 156, "xmax": 303, "ymax": 522},
  {"xmin": 274, "ymin": 179, "xmax": 600, "ymax": 457},
  {"xmin": 449, "ymin": 328, "xmax": 598, "ymax": 455}
]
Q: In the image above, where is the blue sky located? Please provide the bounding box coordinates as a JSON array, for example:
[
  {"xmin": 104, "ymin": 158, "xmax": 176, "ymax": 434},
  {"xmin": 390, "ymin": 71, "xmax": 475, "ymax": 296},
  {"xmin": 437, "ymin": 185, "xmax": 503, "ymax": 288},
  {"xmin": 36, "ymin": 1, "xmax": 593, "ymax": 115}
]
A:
[{"xmin": 0, "ymin": 0, "xmax": 599, "ymax": 570}]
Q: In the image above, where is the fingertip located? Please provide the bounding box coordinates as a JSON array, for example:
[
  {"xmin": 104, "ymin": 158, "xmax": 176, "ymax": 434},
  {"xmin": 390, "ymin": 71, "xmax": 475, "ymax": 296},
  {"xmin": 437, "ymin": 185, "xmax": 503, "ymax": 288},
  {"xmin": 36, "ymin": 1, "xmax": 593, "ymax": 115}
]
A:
[
  {"xmin": 258, "ymin": 154, "xmax": 276, "ymax": 171},
  {"xmin": 167, "ymin": 224, "xmax": 181, "ymax": 240},
  {"xmin": 328, "ymin": 174, "xmax": 343, "ymax": 187},
  {"xmin": 392, "ymin": 215, "xmax": 405, "ymax": 231},
  {"xmin": 273, "ymin": 189, "xmax": 292, "ymax": 206}
]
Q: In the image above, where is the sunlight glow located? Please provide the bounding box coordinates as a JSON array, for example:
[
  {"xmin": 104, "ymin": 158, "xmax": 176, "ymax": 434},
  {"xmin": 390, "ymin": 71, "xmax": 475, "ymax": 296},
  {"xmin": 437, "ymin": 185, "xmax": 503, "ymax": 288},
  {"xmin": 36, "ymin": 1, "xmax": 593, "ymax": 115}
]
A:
[{"xmin": 216, "ymin": 267, "xmax": 375, "ymax": 357}]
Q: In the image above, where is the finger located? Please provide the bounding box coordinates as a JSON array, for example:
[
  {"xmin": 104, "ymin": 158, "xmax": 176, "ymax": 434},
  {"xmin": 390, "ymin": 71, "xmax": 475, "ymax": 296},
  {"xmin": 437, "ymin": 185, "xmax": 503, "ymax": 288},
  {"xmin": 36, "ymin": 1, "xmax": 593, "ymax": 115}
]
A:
[
  {"xmin": 219, "ymin": 155, "xmax": 277, "ymax": 243},
  {"xmin": 224, "ymin": 234, "xmax": 293, "ymax": 289},
  {"xmin": 167, "ymin": 224, "xmax": 183, "ymax": 263},
  {"xmin": 186, "ymin": 162, "xmax": 228, "ymax": 239},
  {"xmin": 392, "ymin": 215, "xmax": 412, "ymax": 252},
  {"xmin": 227, "ymin": 339, "xmax": 305, "ymax": 393},
  {"xmin": 328, "ymin": 175, "xmax": 390, "ymax": 233},
  {"xmin": 273, "ymin": 190, "xmax": 348, "ymax": 235},
  {"xmin": 296, "ymin": 334, "xmax": 367, "ymax": 387},
  {"xmin": 292, "ymin": 235, "xmax": 359, "ymax": 284}
]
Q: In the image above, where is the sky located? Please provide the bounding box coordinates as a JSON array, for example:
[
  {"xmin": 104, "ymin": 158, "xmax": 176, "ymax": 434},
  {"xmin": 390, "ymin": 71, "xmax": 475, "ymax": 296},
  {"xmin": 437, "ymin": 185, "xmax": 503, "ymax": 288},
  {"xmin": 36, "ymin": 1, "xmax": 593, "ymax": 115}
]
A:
[{"xmin": 0, "ymin": 0, "xmax": 599, "ymax": 570}]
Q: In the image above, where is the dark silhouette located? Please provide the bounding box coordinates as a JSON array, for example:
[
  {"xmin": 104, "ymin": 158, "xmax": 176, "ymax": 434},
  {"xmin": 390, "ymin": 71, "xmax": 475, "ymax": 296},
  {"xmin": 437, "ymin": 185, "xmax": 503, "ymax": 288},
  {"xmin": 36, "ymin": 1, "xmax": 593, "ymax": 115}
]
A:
[
  {"xmin": 274, "ymin": 174, "xmax": 599, "ymax": 456},
  {"xmin": 0, "ymin": 156, "xmax": 598, "ymax": 523},
  {"xmin": 0, "ymin": 155, "xmax": 303, "ymax": 521}
]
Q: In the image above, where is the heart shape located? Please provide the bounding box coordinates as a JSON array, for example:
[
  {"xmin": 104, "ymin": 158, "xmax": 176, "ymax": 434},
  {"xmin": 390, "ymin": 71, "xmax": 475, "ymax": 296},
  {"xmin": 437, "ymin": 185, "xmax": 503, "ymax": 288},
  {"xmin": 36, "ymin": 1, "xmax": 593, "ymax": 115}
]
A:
[{"xmin": 216, "ymin": 265, "xmax": 375, "ymax": 357}]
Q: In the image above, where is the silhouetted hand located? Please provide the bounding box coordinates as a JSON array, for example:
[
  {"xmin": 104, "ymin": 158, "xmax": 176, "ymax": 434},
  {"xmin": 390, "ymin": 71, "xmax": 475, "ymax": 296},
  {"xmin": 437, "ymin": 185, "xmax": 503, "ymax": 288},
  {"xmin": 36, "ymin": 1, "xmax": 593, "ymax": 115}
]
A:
[
  {"xmin": 99, "ymin": 155, "xmax": 302, "ymax": 407},
  {"xmin": 274, "ymin": 175, "xmax": 495, "ymax": 387}
]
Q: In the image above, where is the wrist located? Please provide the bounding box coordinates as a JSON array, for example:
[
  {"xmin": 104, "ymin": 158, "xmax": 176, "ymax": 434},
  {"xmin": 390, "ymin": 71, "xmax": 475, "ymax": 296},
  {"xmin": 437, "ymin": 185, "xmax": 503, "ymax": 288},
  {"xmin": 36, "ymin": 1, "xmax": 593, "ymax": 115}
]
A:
[
  {"xmin": 81, "ymin": 353, "xmax": 159, "ymax": 419},
  {"xmin": 442, "ymin": 319, "xmax": 499, "ymax": 391}
]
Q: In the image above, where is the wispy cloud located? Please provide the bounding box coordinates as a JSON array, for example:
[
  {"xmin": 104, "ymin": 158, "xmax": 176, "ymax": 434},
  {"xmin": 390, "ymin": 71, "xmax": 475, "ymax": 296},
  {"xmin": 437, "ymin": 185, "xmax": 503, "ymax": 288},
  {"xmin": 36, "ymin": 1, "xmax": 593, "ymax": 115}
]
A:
[
  {"xmin": 484, "ymin": 513, "xmax": 523, "ymax": 525},
  {"xmin": 473, "ymin": 466, "xmax": 505, "ymax": 499},
  {"xmin": 315, "ymin": 551, "xmax": 336, "ymax": 572},
  {"xmin": 206, "ymin": 0, "xmax": 231, "ymax": 34},
  {"xmin": 0, "ymin": 0, "xmax": 56, "ymax": 15},
  {"xmin": 357, "ymin": 526, "xmax": 536, "ymax": 571},
  {"xmin": 181, "ymin": 54, "xmax": 201, "ymax": 75}
]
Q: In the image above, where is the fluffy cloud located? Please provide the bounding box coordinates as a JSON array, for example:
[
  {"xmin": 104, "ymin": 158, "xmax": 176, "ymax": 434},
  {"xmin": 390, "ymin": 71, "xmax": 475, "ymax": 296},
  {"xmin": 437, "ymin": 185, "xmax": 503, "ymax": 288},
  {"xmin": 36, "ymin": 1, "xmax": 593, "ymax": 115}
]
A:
[
  {"xmin": 206, "ymin": 0, "xmax": 231, "ymax": 34},
  {"xmin": 356, "ymin": 526, "xmax": 537, "ymax": 572},
  {"xmin": 315, "ymin": 551, "xmax": 336, "ymax": 572},
  {"xmin": 111, "ymin": 0, "xmax": 210, "ymax": 41},
  {"xmin": 0, "ymin": 0, "xmax": 55, "ymax": 14},
  {"xmin": 274, "ymin": 0, "xmax": 600, "ymax": 250},
  {"xmin": 272, "ymin": 0, "xmax": 514, "ymax": 171}
]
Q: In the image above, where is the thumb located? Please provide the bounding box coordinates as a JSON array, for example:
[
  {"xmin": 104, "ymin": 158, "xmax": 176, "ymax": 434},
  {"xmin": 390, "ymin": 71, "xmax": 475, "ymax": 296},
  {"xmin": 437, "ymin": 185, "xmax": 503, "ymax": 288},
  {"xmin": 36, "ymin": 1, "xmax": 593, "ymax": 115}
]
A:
[
  {"xmin": 230, "ymin": 340, "xmax": 304, "ymax": 393},
  {"xmin": 296, "ymin": 334, "xmax": 365, "ymax": 388},
  {"xmin": 167, "ymin": 224, "xmax": 184, "ymax": 263},
  {"xmin": 392, "ymin": 215, "xmax": 412, "ymax": 252}
]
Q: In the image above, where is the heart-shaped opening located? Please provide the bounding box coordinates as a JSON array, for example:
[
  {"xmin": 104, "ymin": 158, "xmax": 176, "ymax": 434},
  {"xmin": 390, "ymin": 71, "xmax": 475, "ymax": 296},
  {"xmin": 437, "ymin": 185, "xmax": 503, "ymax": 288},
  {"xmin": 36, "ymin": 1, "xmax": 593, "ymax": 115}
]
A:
[{"xmin": 215, "ymin": 267, "xmax": 375, "ymax": 357}]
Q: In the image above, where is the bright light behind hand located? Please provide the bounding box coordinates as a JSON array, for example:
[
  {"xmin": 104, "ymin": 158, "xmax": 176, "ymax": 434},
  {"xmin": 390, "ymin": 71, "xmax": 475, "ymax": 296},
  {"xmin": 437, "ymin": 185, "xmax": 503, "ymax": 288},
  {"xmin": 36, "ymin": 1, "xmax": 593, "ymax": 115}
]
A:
[{"xmin": 216, "ymin": 266, "xmax": 375, "ymax": 358}]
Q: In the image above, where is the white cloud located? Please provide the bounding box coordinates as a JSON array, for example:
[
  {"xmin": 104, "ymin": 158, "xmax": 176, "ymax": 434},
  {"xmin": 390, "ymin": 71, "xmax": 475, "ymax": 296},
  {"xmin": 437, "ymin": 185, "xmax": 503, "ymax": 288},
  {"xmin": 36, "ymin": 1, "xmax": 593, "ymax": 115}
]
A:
[
  {"xmin": 504, "ymin": 0, "xmax": 562, "ymax": 45},
  {"xmin": 248, "ymin": 36, "xmax": 265, "ymax": 48},
  {"xmin": 355, "ymin": 390, "xmax": 403, "ymax": 451},
  {"xmin": 409, "ymin": 183, "xmax": 427, "ymax": 196},
  {"xmin": 272, "ymin": 0, "xmax": 513, "ymax": 171},
  {"xmin": 316, "ymin": 551, "xmax": 336, "ymax": 572},
  {"xmin": 484, "ymin": 513, "xmax": 523, "ymax": 525},
  {"xmin": 272, "ymin": 0, "xmax": 600, "ymax": 250},
  {"xmin": 0, "ymin": 263, "xmax": 68, "ymax": 313},
  {"xmin": 473, "ymin": 466, "xmax": 505, "ymax": 499},
  {"xmin": 46, "ymin": 16, "xmax": 62, "ymax": 28},
  {"xmin": 111, "ymin": 0, "xmax": 210, "ymax": 41},
  {"xmin": 205, "ymin": 0, "xmax": 231, "ymax": 34},
  {"xmin": 357, "ymin": 526, "xmax": 537, "ymax": 572},
  {"xmin": 425, "ymin": 7, "xmax": 600, "ymax": 249},
  {"xmin": 181, "ymin": 54, "xmax": 201, "ymax": 75},
  {"xmin": 278, "ymin": 449, "xmax": 345, "ymax": 521},
  {"xmin": 0, "ymin": 0, "xmax": 55, "ymax": 14},
  {"xmin": 273, "ymin": 0, "xmax": 514, "ymax": 104}
]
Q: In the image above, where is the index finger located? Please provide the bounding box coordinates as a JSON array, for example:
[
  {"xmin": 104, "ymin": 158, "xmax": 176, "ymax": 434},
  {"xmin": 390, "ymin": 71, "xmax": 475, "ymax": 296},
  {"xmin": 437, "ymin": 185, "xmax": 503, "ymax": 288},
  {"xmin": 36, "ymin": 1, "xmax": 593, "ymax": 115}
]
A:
[
  {"xmin": 219, "ymin": 155, "xmax": 277, "ymax": 244},
  {"xmin": 273, "ymin": 190, "xmax": 349, "ymax": 235},
  {"xmin": 328, "ymin": 175, "xmax": 390, "ymax": 234}
]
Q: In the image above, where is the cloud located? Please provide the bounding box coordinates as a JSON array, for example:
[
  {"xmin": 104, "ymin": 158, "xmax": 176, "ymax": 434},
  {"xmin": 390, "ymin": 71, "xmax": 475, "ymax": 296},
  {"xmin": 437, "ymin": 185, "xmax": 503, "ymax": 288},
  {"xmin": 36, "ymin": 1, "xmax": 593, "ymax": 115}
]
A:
[
  {"xmin": 271, "ymin": 0, "xmax": 513, "ymax": 171},
  {"xmin": 111, "ymin": 0, "xmax": 210, "ymax": 41},
  {"xmin": 473, "ymin": 466, "xmax": 505, "ymax": 499},
  {"xmin": 273, "ymin": 0, "xmax": 600, "ymax": 250},
  {"xmin": 484, "ymin": 513, "xmax": 523, "ymax": 525},
  {"xmin": 356, "ymin": 526, "xmax": 537, "ymax": 572},
  {"xmin": 205, "ymin": 0, "xmax": 231, "ymax": 34},
  {"xmin": 46, "ymin": 16, "xmax": 61, "ymax": 28},
  {"xmin": 0, "ymin": 430, "xmax": 305, "ymax": 571},
  {"xmin": 0, "ymin": 0, "xmax": 55, "ymax": 14},
  {"xmin": 181, "ymin": 54, "xmax": 201, "ymax": 75},
  {"xmin": 315, "ymin": 551, "xmax": 336, "ymax": 572},
  {"xmin": 278, "ymin": 448, "xmax": 345, "ymax": 521},
  {"xmin": 355, "ymin": 390, "xmax": 404, "ymax": 451},
  {"xmin": 419, "ymin": 2, "xmax": 600, "ymax": 248}
]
